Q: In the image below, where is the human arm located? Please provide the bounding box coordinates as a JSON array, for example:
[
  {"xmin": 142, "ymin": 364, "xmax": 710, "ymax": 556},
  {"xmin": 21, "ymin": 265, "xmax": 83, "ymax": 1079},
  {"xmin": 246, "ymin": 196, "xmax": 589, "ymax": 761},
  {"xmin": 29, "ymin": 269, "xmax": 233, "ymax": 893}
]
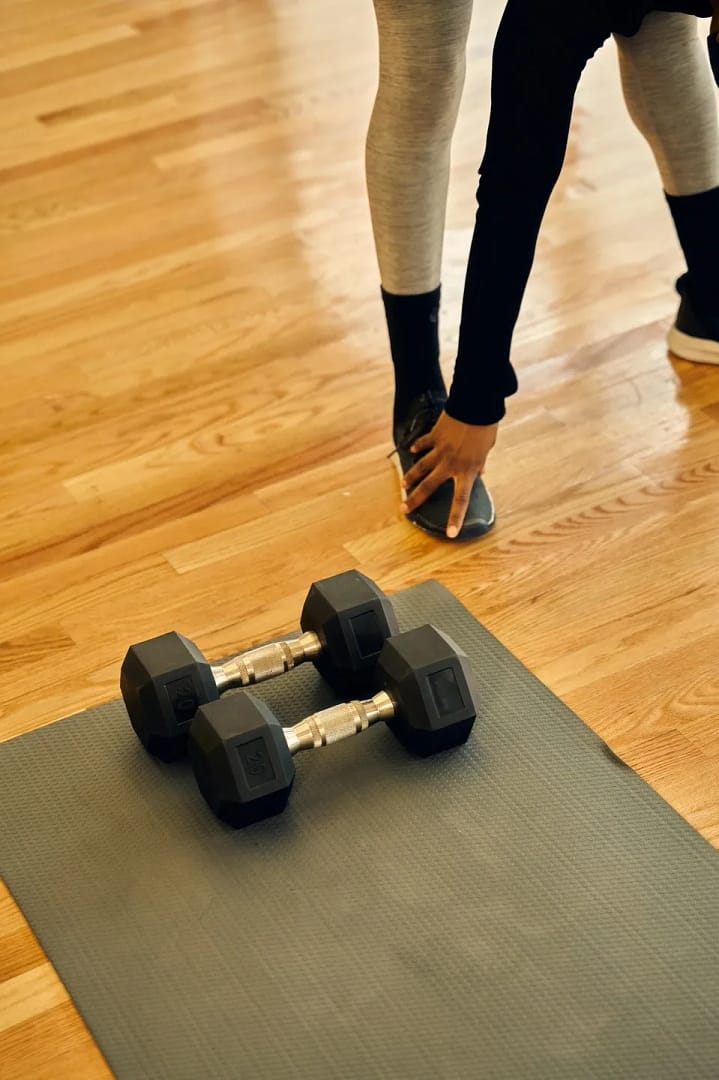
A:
[{"xmin": 403, "ymin": 2, "xmax": 613, "ymax": 533}]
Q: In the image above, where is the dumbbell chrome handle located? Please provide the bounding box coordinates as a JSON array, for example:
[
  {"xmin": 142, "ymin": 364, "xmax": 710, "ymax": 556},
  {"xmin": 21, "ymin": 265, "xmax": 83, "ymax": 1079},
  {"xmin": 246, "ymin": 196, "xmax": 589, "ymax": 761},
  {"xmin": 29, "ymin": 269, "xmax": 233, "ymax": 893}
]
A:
[
  {"xmin": 283, "ymin": 691, "xmax": 395, "ymax": 756},
  {"xmin": 211, "ymin": 632, "xmax": 322, "ymax": 692}
]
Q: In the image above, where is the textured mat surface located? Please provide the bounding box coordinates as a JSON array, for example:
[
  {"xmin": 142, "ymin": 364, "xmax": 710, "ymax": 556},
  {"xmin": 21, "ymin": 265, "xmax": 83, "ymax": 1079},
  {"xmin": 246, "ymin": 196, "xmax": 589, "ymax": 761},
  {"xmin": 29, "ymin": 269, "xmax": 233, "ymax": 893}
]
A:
[{"xmin": 1, "ymin": 580, "xmax": 718, "ymax": 1080}]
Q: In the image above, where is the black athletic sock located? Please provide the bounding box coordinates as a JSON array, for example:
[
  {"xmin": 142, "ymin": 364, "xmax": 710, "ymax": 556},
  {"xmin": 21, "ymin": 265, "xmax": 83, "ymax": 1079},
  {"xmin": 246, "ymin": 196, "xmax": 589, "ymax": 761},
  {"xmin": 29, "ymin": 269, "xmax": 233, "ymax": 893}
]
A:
[
  {"xmin": 381, "ymin": 285, "xmax": 446, "ymax": 430},
  {"xmin": 666, "ymin": 186, "xmax": 719, "ymax": 318}
]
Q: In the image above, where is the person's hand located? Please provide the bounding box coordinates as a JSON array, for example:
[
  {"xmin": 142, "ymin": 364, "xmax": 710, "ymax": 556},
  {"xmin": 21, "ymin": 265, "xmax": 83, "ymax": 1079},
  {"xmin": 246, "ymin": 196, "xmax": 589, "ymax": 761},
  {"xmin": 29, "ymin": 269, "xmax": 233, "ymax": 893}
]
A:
[{"xmin": 401, "ymin": 411, "xmax": 499, "ymax": 538}]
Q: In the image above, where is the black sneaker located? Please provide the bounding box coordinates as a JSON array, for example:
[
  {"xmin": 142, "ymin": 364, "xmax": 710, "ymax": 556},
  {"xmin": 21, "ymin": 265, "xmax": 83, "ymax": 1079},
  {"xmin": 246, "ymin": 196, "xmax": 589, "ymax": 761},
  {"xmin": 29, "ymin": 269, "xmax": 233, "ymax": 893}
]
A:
[
  {"xmin": 390, "ymin": 391, "xmax": 495, "ymax": 541},
  {"xmin": 668, "ymin": 274, "xmax": 719, "ymax": 365}
]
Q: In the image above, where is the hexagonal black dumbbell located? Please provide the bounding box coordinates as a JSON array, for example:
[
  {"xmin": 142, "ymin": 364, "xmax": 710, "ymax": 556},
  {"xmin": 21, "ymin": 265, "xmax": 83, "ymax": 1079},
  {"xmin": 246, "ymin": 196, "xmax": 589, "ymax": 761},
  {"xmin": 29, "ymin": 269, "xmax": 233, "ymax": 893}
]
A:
[
  {"xmin": 189, "ymin": 624, "xmax": 478, "ymax": 828},
  {"xmin": 120, "ymin": 570, "xmax": 399, "ymax": 761}
]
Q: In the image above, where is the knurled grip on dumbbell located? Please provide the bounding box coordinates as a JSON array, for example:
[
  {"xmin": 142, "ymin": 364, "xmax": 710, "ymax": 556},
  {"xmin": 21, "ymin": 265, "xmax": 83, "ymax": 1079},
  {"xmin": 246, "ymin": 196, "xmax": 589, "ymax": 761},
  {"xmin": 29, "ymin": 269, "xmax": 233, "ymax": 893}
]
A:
[
  {"xmin": 284, "ymin": 692, "xmax": 396, "ymax": 755},
  {"xmin": 212, "ymin": 632, "xmax": 322, "ymax": 691}
]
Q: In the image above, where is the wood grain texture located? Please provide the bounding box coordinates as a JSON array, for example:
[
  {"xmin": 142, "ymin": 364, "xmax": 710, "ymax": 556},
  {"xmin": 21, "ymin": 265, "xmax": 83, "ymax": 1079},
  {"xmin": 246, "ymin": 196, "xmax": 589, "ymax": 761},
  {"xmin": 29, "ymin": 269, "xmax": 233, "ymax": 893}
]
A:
[{"xmin": 1, "ymin": 0, "xmax": 718, "ymax": 1073}]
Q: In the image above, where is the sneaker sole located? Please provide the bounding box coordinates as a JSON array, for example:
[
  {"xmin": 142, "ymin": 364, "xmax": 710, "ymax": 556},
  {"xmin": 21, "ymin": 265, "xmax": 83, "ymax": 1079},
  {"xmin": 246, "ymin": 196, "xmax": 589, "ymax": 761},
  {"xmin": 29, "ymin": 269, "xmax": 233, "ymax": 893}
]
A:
[
  {"xmin": 668, "ymin": 326, "xmax": 719, "ymax": 365},
  {"xmin": 390, "ymin": 446, "xmax": 495, "ymax": 542}
]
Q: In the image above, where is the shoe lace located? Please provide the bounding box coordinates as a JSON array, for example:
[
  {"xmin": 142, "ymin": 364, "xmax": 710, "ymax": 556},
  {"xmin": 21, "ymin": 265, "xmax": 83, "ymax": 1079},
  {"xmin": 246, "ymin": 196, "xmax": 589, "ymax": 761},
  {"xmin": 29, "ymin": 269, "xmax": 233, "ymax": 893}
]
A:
[{"xmin": 391, "ymin": 394, "xmax": 445, "ymax": 457}]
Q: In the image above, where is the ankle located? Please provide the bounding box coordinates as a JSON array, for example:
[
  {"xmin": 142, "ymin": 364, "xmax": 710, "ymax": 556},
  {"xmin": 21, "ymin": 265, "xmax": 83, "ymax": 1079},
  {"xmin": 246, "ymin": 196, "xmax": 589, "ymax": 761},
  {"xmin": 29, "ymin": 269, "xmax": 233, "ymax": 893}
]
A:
[
  {"xmin": 382, "ymin": 285, "xmax": 444, "ymax": 410},
  {"xmin": 394, "ymin": 384, "xmax": 446, "ymax": 426},
  {"xmin": 666, "ymin": 187, "xmax": 719, "ymax": 316}
]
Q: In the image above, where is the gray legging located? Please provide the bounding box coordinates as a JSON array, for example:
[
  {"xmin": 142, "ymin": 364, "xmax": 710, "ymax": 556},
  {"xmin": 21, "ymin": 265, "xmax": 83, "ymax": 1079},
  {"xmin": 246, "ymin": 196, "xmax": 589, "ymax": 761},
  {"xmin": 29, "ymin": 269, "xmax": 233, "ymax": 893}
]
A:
[{"xmin": 365, "ymin": 3, "xmax": 719, "ymax": 296}]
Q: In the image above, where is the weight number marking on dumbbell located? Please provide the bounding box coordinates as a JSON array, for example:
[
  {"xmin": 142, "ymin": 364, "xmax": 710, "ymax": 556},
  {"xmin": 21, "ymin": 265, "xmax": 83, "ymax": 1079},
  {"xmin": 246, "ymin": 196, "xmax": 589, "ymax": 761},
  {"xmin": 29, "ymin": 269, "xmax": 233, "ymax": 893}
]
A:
[{"xmin": 239, "ymin": 741, "xmax": 277, "ymax": 788}]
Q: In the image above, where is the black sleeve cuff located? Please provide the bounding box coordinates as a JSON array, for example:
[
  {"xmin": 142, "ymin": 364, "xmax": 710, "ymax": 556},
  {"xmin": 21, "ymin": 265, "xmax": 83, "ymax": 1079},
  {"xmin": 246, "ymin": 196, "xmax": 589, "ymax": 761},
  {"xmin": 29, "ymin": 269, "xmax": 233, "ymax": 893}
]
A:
[
  {"xmin": 445, "ymin": 359, "xmax": 518, "ymax": 426},
  {"xmin": 444, "ymin": 390, "xmax": 507, "ymax": 427}
]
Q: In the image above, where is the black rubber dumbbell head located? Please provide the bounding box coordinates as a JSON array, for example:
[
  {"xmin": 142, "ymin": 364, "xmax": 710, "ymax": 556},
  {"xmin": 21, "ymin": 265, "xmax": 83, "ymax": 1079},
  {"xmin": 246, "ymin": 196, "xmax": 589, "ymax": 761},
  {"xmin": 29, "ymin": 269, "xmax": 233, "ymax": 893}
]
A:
[
  {"xmin": 379, "ymin": 625, "xmax": 477, "ymax": 756},
  {"xmin": 121, "ymin": 632, "xmax": 219, "ymax": 761},
  {"xmin": 300, "ymin": 569, "xmax": 399, "ymax": 696},
  {"xmin": 189, "ymin": 694, "xmax": 295, "ymax": 828}
]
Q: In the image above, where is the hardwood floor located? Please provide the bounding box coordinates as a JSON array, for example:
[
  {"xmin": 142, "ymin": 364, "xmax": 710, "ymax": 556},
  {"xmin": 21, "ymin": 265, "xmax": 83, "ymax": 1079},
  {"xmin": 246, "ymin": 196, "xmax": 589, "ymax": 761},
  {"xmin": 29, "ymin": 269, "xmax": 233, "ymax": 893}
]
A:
[{"xmin": 1, "ymin": 1, "xmax": 718, "ymax": 1074}]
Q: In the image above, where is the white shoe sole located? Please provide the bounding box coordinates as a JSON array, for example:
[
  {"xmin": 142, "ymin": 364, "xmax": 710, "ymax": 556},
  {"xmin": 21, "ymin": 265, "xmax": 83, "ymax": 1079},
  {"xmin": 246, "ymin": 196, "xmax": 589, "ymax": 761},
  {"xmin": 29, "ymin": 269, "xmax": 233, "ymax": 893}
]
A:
[{"xmin": 668, "ymin": 326, "xmax": 719, "ymax": 366}]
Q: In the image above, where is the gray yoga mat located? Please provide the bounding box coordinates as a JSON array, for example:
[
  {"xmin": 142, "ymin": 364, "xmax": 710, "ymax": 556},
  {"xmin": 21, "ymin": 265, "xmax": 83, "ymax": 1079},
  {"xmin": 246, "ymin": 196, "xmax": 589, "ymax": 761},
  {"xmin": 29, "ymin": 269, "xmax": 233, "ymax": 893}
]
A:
[{"xmin": 1, "ymin": 580, "xmax": 718, "ymax": 1080}]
